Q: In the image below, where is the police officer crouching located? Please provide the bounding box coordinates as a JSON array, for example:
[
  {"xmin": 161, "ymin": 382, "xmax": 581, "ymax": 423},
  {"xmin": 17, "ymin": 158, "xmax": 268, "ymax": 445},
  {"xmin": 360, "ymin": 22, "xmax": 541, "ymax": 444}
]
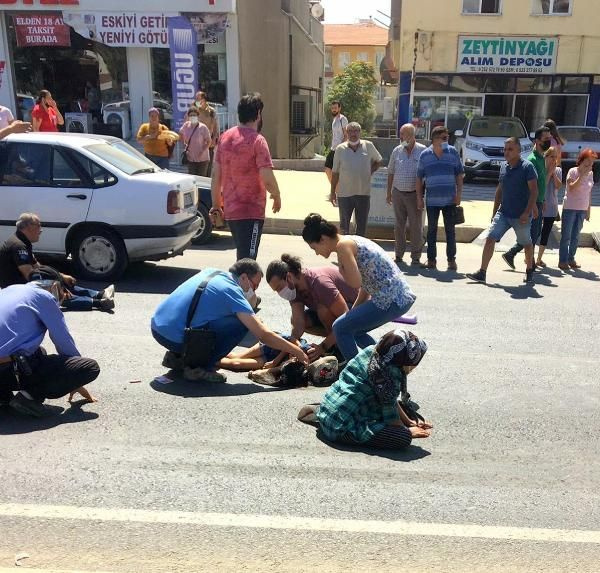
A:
[{"xmin": 0, "ymin": 280, "xmax": 100, "ymax": 417}]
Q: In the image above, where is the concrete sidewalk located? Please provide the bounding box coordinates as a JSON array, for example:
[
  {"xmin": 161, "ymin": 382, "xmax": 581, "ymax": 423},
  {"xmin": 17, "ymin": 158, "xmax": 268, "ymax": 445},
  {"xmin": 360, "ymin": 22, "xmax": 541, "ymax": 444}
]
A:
[{"xmin": 269, "ymin": 169, "xmax": 600, "ymax": 246}]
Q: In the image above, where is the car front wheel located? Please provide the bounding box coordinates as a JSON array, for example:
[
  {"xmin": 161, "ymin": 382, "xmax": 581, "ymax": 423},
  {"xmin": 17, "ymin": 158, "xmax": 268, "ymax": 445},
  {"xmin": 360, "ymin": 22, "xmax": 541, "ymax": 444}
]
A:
[{"xmin": 71, "ymin": 227, "xmax": 128, "ymax": 281}]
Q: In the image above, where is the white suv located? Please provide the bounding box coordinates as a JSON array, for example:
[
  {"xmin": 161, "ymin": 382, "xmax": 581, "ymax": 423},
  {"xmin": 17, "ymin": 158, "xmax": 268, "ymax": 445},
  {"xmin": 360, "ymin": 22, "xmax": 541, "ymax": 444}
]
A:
[
  {"xmin": 454, "ymin": 116, "xmax": 533, "ymax": 182},
  {"xmin": 0, "ymin": 133, "xmax": 201, "ymax": 280}
]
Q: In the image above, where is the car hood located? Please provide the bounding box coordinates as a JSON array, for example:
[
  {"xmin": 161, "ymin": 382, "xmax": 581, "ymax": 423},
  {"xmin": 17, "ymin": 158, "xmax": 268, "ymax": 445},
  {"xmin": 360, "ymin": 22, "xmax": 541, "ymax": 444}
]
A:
[{"xmin": 464, "ymin": 136, "xmax": 529, "ymax": 145}]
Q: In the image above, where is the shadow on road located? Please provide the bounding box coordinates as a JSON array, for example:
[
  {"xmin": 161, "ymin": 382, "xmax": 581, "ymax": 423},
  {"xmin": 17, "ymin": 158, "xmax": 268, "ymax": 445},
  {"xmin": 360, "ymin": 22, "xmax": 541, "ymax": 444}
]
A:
[
  {"xmin": 116, "ymin": 264, "xmax": 199, "ymax": 294},
  {"xmin": 568, "ymin": 268, "xmax": 600, "ymax": 282},
  {"xmin": 316, "ymin": 432, "xmax": 431, "ymax": 462},
  {"xmin": 401, "ymin": 264, "xmax": 466, "ymax": 284},
  {"xmin": 0, "ymin": 403, "xmax": 99, "ymax": 435},
  {"xmin": 485, "ymin": 282, "xmax": 544, "ymax": 299},
  {"xmin": 149, "ymin": 376, "xmax": 282, "ymax": 398}
]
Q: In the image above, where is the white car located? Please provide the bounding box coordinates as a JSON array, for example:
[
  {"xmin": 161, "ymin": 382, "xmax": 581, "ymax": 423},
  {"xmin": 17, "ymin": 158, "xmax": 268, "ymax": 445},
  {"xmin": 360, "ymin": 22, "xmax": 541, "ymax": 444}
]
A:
[
  {"xmin": 0, "ymin": 133, "xmax": 201, "ymax": 280},
  {"xmin": 454, "ymin": 116, "xmax": 533, "ymax": 181}
]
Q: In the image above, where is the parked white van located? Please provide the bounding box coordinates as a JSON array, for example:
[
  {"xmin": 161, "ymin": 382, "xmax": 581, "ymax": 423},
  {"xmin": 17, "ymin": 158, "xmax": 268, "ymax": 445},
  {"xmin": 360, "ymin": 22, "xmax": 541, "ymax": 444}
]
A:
[{"xmin": 0, "ymin": 133, "xmax": 201, "ymax": 280}]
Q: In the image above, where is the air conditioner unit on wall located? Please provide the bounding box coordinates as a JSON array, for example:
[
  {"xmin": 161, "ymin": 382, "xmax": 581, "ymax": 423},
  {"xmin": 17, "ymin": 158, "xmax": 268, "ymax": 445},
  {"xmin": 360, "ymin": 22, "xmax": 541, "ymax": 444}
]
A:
[{"xmin": 291, "ymin": 95, "xmax": 312, "ymax": 133}]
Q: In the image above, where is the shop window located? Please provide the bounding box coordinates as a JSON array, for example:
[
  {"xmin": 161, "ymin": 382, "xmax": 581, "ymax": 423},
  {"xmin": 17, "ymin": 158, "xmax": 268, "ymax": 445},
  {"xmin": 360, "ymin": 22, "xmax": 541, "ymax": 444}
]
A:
[
  {"xmin": 414, "ymin": 75, "xmax": 449, "ymax": 91},
  {"xmin": 481, "ymin": 76, "xmax": 515, "ymax": 93},
  {"xmin": 562, "ymin": 76, "xmax": 591, "ymax": 93},
  {"xmin": 0, "ymin": 142, "xmax": 51, "ymax": 186},
  {"xmin": 531, "ymin": 0, "xmax": 572, "ymax": 14},
  {"xmin": 357, "ymin": 52, "xmax": 369, "ymax": 62},
  {"xmin": 462, "ymin": 0, "xmax": 502, "ymax": 14},
  {"xmin": 514, "ymin": 95, "xmax": 586, "ymax": 132},
  {"xmin": 449, "ymin": 76, "xmax": 483, "ymax": 92},
  {"xmin": 516, "ymin": 76, "xmax": 552, "ymax": 93},
  {"xmin": 447, "ymin": 96, "xmax": 483, "ymax": 134}
]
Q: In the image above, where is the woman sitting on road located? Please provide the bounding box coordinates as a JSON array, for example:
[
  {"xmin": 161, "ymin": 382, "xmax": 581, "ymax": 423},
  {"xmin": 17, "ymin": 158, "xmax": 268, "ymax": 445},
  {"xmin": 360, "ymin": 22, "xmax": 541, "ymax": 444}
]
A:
[
  {"xmin": 298, "ymin": 329, "xmax": 432, "ymax": 449},
  {"xmin": 301, "ymin": 213, "xmax": 416, "ymax": 361},
  {"xmin": 266, "ymin": 253, "xmax": 358, "ymax": 361}
]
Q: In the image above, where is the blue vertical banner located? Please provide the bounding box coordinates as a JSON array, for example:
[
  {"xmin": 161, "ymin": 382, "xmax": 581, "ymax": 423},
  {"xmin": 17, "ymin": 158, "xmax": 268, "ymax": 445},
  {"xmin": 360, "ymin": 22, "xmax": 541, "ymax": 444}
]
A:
[{"xmin": 168, "ymin": 16, "xmax": 198, "ymax": 132}]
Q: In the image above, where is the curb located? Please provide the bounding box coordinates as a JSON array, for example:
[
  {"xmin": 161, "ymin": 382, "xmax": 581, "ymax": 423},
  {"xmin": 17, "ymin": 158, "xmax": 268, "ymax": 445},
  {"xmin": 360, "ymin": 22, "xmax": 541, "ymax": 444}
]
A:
[{"xmin": 262, "ymin": 217, "xmax": 597, "ymax": 246}]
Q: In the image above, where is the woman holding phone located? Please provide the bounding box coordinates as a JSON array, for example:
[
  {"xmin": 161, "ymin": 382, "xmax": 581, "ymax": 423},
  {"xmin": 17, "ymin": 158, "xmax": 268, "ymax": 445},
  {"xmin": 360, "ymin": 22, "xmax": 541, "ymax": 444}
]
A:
[{"xmin": 31, "ymin": 90, "xmax": 64, "ymax": 133}]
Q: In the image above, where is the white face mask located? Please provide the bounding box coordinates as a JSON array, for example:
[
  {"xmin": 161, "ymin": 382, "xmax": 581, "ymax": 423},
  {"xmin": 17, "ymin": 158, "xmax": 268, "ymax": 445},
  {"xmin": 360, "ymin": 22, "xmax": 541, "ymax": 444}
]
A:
[
  {"xmin": 243, "ymin": 285, "xmax": 255, "ymax": 302},
  {"xmin": 189, "ymin": 116, "xmax": 199, "ymax": 125},
  {"xmin": 278, "ymin": 285, "xmax": 297, "ymax": 302}
]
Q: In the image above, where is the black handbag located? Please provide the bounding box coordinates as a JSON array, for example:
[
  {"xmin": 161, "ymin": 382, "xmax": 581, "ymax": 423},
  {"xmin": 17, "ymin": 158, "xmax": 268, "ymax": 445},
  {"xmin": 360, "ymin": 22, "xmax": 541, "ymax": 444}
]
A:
[
  {"xmin": 182, "ymin": 271, "xmax": 221, "ymax": 368},
  {"xmin": 180, "ymin": 123, "xmax": 199, "ymax": 166},
  {"xmin": 453, "ymin": 205, "xmax": 465, "ymax": 225}
]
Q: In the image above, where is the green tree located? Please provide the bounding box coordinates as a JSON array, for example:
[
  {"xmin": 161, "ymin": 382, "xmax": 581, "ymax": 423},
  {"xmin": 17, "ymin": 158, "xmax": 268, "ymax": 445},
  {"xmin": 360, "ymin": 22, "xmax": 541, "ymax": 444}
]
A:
[{"xmin": 327, "ymin": 61, "xmax": 378, "ymax": 134}]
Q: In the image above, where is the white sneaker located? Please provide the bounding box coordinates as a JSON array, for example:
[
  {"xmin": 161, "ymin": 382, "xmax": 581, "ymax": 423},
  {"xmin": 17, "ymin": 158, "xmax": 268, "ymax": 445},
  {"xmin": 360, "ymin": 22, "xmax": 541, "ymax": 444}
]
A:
[{"xmin": 102, "ymin": 284, "xmax": 115, "ymax": 300}]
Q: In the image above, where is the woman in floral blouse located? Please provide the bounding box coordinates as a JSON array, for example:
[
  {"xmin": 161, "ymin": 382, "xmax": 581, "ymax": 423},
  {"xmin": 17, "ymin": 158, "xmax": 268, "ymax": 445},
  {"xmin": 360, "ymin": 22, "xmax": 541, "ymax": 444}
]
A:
[{"xmin": 302, "ymin": 213, "xmax": 416, "ymax": 361}]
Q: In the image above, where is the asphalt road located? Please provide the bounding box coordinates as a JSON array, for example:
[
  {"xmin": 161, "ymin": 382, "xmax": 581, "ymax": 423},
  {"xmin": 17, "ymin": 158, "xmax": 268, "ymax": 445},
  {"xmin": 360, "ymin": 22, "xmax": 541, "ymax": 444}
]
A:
[{"xmin": 1, "ymin": 233, "xmax": 599, "ymax": 572}]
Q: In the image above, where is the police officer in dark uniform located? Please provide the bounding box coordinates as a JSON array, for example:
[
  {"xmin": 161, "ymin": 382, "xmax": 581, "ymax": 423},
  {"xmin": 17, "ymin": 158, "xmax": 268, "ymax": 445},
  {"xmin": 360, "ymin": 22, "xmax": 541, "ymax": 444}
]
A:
[
  {"xmin": 0, "ymin": 212, "xmax": 40, "ymax": 288},
  {"xmin": 0, "ymin": 213, "xmax": 115, "ymax": 311}
]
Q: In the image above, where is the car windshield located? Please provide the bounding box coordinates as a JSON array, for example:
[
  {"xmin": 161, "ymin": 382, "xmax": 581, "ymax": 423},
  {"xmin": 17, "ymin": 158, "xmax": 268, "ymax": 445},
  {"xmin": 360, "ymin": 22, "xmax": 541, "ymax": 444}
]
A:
[
  {"xmin": 469, "ymin": 118, "xmax": 527, "ymax": 138},
  {"xmin": 559, "ymin": 128, "xmax": 600, "ymax": 143},
  {"xmin": 84, "ymin": 141, "xmax": 157, "ymax": 175}
]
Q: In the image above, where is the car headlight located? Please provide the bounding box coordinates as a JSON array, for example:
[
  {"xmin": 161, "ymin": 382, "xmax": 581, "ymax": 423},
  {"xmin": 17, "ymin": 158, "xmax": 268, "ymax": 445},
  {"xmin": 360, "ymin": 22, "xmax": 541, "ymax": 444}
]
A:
[
  {"xmin": 465, "ymin": 140, "xmax": 484, "ymax": 152},
  {"xmin": 521, "ymin": 143, "xmax": 533, "ymax": 153}
]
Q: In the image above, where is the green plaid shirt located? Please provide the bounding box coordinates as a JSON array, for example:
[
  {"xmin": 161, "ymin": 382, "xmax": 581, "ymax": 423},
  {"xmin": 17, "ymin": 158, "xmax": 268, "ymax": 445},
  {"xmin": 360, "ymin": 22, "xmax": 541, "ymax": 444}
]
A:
[{"xmin": 317, "ymin": 346, "xmax": 402, "ymax": 443}]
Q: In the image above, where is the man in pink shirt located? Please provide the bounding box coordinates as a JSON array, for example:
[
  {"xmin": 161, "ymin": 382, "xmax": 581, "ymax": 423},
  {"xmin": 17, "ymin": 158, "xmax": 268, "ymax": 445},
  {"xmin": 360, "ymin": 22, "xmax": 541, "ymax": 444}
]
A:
[{"xmin": 210, "ymin": 93, "xmax": 282, "ymax": 260}]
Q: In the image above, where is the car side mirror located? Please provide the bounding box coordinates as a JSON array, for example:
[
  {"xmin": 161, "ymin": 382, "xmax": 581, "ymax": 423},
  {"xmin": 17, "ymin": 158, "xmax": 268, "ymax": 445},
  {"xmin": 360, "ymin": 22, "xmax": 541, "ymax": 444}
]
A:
[{"xmin": 454, "ymin": 130, "xmax": 464, "ymax": 137}]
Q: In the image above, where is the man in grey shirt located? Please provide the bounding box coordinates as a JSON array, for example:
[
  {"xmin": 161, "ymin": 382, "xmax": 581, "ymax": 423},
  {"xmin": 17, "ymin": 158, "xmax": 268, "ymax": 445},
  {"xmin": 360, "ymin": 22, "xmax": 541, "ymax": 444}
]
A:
[
  {"xmin": 387, "ymin": 123, "xmax": 426, "ymax": 265},
  {"xmin": 329, "ymin": 122, "xmax": 382, "ymax": 236}
]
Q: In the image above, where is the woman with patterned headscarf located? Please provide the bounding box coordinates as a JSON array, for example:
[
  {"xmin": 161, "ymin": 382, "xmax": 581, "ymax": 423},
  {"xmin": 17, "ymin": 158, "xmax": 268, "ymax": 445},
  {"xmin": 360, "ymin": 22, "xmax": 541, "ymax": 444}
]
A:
[{"xmin": 298, "ymin": 329, "xmax": 432, "ymax": 449}]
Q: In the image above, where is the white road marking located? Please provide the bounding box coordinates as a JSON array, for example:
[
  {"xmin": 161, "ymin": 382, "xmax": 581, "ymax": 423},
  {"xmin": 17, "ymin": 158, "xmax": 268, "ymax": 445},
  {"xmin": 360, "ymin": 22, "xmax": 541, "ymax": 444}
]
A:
[{"xmin": 1, "ymin": 503, "xmax": 599, "ymax": 545}]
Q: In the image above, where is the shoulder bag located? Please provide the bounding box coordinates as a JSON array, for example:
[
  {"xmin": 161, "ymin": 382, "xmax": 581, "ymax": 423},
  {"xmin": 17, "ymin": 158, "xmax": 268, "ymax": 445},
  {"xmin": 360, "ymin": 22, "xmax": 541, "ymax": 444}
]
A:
[
  {"xmin": 182, "ymin": 270, "xmax": 222, "ymax": 368},
  {"xmin": 180, "ymin": 123, "xmax": 199, "ymax": 166}
]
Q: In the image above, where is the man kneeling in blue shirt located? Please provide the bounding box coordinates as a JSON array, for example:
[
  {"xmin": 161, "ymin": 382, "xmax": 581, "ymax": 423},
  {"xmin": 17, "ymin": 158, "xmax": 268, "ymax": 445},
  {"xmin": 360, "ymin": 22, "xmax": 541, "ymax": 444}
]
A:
[
  {"xmin": 151, "ymin": 259, "xmax": 309, "ymax": 383},
  {"xmin": 466, "ymin": 137, "xmax": 538, "ymax": 285},
  {"xmin": 0, "ymin": 281, "xmax": 100, "ymax": 417}
]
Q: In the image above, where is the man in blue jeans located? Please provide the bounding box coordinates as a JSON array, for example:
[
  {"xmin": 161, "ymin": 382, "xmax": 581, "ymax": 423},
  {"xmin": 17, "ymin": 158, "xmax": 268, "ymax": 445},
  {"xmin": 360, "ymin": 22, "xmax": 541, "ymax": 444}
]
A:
[
  {"xmin": 151, "ymin": 259, "xmax": 308, "ymax": 383},
  {"xmin": 502, "ymin": 125, "xmax": 551, "ymax": 270},
  {"xmin": 466, "ymin": 137, "xmax": 539, "ymax": 285},
  {"xmin": 416, "ymin": 125, "xmax": 464, "ymax": 271}
]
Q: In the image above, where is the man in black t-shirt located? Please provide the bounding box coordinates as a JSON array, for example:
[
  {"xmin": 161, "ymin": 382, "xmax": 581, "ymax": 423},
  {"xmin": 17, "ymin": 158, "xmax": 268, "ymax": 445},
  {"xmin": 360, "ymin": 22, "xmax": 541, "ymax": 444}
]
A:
[{"xmin": 0, "ymin": 213, "xmax": 115, "ymax": 311}]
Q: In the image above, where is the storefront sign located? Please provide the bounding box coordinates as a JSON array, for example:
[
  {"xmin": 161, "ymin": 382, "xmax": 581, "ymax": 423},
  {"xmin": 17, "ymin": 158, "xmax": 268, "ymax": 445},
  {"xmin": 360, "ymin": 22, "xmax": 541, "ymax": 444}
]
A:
[
  {"xmin": 168, "ymin": 16, "xmax": 198, "ymax": 131},
  {"xmin": 13, "ymin": 13, "xmax": 70, "ymax": 46},
  {"xmin": 0, "ymin": 1, "xmax": 78, "ymax": 4},
  {"xmin": 457, "ymin": 36, "xmax": 558, "ymax": 75},
  {"xmin": 63, "ymin": 11, "xmax": 228, "ymax": 47},
  {"xmin": 63, "ymin": 12, "xmax": 175, "ymax": 47}
]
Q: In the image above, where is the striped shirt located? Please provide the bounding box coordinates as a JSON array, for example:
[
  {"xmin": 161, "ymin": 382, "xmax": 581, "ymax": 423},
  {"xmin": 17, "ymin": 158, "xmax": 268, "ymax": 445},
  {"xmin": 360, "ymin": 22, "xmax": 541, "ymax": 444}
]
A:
[
  {"xmin": 417, "ymin": 145, "xmax": 464, "ymax": 207},
  {"xmin": 388, "ymin": 142, "xmax": 426, "ymax": 192}
]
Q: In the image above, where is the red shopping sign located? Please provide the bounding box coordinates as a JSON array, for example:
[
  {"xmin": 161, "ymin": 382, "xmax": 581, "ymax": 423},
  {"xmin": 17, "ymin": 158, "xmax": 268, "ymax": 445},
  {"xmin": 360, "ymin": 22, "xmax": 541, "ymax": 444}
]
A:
[{"xmin": 13, "ymin": 13, "xmax": 71, "ymax": 46}]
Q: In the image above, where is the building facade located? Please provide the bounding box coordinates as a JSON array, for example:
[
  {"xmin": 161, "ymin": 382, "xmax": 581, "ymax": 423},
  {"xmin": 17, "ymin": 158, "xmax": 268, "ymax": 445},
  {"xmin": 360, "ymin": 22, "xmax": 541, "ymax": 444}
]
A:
[
  {"xmin": 324, "ymin": 20, "xmax": 395, "ymax": 127},
  {"xmin": 0, "ymin": 0, "xmax": 323, "ymax": 158},
  {"xmin": 392, "ymin": 0, "xmax": 600, "ymax": 136}
]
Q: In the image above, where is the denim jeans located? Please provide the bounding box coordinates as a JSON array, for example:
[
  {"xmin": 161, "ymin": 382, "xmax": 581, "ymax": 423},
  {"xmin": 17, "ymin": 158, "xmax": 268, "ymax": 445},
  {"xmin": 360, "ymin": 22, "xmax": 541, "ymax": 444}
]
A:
[
  {"xmin": 152, "ymin": 315, "xmax": 248, "ymax": 369},
  {"xmin": 62, "ymin": 285, "xmax": 101, "ymax": 311},
  {"xmin": 333, "ymin": 298, "xmax": 415, "ymax": 361},
  {"xmin": 505, "ymin": 202, "xmax": 543, "ymax": 257},
  {"xmin": 145, "ymin": 154, "xmax": 169, "ymax": 169},
  {"xmin": 559, "ymin": 209, "xmax": 586, "ymax": 263},
  {"xmin": 426, "ymin": 205, "xmax": 456, "ymax": 262}
]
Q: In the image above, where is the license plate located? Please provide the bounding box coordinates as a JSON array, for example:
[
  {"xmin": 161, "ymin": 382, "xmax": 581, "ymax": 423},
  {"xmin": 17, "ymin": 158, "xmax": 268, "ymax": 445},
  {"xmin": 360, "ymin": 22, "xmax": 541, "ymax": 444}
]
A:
[
  {"xmin": 491, "ymin": 160, "xmax": 504, "ymax": 166},
  {"xmin": 184, "ymin": 192, "xmax": 193, "ymax": 208}
]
